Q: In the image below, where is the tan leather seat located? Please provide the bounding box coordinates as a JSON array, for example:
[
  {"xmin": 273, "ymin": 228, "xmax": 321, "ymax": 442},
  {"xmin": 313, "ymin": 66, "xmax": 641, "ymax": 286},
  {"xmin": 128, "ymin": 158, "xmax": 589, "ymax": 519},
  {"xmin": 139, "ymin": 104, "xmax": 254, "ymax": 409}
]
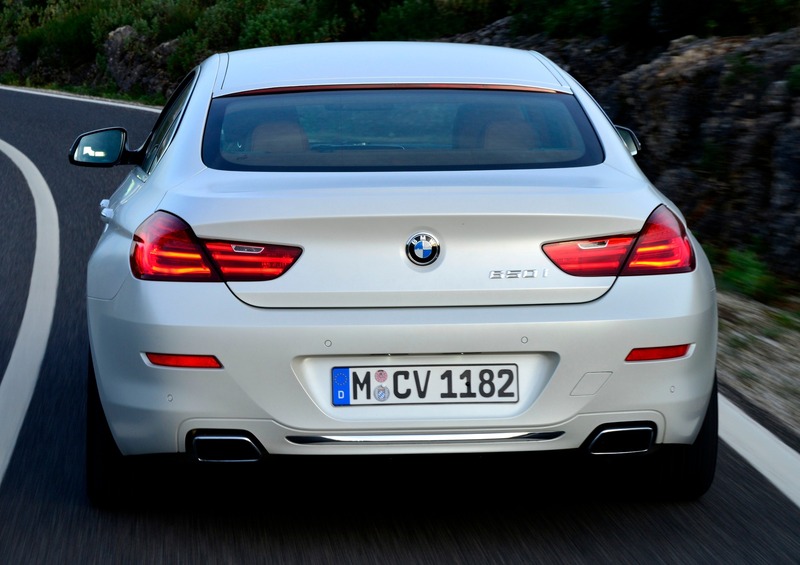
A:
[
  {"xmin": 250, "ymin": 119, "xmax": 308, "ymax": 152},
  {"xmin": 453, "ymin": 105, "xmax": 525, "ymax": 149},
  {"xmin": 482, "ymin": 120, "xmax": 539, "ymax": 150}
]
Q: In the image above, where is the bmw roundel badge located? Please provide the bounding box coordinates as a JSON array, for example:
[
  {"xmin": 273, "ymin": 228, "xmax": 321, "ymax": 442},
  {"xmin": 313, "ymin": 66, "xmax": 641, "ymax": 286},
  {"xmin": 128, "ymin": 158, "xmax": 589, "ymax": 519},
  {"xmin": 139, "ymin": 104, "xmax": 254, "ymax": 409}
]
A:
[{"xmin": 406, "ymin": 232, "xmax": 440, "ymax": 266}]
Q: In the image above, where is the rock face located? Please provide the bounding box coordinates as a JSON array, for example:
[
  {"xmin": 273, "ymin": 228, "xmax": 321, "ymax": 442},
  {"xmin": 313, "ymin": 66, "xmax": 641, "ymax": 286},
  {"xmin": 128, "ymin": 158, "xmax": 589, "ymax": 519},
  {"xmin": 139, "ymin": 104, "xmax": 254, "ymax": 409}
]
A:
[
  {"xmin": 104, "ymin": 26, "xmax": 177, "ymax": 97},
  {"xmin": 447, "ymin": 18, "xmax": 800, "ymax": 280},
  {"xmin": 610, "ymin": 32, "xmax": 800, "ymax": 276}
]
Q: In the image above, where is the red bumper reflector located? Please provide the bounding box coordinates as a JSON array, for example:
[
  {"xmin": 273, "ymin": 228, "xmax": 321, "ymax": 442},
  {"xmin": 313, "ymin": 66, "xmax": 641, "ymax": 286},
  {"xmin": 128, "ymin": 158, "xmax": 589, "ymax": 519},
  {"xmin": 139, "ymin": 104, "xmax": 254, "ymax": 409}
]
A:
[
  {"xmin": 625, "ymin": 344, "xmax": 691, "ymax": 362},
  {"xmin": 145, "ymin": 353, "xmax": 223, "ymax": 369}
]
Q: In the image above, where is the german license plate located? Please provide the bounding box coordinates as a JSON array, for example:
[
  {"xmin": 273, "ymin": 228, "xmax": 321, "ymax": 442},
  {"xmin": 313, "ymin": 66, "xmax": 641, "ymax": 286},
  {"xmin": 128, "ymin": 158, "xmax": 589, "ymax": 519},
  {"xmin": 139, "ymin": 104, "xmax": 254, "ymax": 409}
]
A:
[{"xmin": 332, "ymin": 364, "xmax": 518, "ymax": 406}]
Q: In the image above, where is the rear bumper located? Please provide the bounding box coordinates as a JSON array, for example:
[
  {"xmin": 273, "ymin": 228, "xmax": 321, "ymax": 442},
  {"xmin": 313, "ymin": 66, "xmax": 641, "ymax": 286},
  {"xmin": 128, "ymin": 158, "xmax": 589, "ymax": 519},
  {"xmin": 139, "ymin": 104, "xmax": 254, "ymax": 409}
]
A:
[{"xmin": 88, "ymin": 267, "xmax": 717, "ymax": 457}]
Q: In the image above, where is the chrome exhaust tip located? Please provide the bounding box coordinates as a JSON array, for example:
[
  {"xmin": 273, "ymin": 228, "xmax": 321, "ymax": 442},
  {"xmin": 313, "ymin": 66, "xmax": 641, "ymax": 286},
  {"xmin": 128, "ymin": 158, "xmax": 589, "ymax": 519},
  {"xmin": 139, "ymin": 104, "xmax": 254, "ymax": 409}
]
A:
[
  {"xmin": 586, "ymin": 423, "xmax": 656, "ymax": 455},
  {"xmin": 188, "ymin": 430, "xmax": 264, "ymax": 462}
]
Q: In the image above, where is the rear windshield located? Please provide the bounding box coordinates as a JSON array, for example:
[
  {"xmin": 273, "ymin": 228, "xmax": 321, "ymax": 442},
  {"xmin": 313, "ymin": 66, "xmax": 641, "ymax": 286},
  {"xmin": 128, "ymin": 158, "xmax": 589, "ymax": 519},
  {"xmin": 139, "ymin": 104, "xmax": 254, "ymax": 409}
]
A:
[{"xmin": 202, "ymin": 88, "xmax": 604, "ymax": 171}]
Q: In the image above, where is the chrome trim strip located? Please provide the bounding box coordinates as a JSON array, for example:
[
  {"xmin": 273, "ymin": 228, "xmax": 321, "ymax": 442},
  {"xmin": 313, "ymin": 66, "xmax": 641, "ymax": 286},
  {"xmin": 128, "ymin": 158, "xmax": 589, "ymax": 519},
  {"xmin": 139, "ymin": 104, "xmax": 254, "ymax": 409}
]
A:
[{"xmin": 286, "ymin": 431, "xmax": 563, "ymax": 445}]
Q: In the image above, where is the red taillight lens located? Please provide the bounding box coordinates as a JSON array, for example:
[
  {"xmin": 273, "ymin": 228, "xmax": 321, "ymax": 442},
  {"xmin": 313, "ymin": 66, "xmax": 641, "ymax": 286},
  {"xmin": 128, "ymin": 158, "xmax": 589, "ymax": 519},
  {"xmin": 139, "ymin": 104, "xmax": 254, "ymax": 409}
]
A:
[
  {"xmin": 620, "ymin": 205, "xmax": 695, "ymax": 275},
  {"xmin": 541, "ymin": 236, "xmax": 637, "ymax": 277},
  {"xmin": 131, "ymin": 212, "xmax": 220, "ymax": 281},
  {"xmin": 146, "ymin": 353, "xmax": 223, "ymax": 368},
  {"xmin": 204, "ymin": 241, "xmax": 303, "ymax": 281},
  {"xmin": 625, "ymin": 344, "xmax": 691, "ymax": 362},
  {"xmin": 131, "ymin": 211, "xmax": 302, "ymax": 282},
  {"xmin": 542, "ymin": 205, "xmax": 695, "ymax": 277}
]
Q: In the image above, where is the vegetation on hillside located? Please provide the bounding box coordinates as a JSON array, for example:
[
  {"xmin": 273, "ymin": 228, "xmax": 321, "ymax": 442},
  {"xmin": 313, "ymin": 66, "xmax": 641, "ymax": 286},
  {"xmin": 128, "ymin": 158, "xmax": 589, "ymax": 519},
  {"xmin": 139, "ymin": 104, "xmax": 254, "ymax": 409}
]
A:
[
  {"xmin": 1, "ymin": 0, "xmax": 798, "ymax": 87},
  {"xmin": 512, "ymin": 0, "xmax": 800, "ymax": 43}
]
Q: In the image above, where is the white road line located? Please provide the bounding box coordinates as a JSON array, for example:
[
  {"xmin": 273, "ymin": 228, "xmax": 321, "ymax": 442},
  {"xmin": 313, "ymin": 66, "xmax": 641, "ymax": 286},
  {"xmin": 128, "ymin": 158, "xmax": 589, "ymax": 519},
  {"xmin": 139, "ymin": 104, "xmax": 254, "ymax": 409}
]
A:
[
  {"xmin": 719, "ymin": 394, "xmax": 800, "ymax": 508},
  {"xmin": 0, "ymin": 138, "xmax": 60, "ymax": 487},
  {"xmin": 0, "ymin": 84, "xmax": 161, "ymax": 113}
]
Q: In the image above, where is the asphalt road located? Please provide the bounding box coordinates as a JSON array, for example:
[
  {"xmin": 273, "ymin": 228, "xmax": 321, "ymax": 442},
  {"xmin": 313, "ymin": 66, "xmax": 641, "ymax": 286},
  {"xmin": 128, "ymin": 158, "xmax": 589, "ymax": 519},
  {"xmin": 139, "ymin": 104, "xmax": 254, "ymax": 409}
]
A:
[{"xmin": 0, "ymin": 87, "xmax": 798, "ymax": 564}]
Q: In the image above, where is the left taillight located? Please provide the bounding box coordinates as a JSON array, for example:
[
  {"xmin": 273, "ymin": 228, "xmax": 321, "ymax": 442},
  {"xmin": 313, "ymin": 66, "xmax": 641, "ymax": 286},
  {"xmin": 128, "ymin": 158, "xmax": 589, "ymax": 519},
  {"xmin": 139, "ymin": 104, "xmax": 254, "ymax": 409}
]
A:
[
  {"xmin": 542, "ymin": 205, "xmax": 695, "ymax": 277},
  {"xmin": 131, "ymin": 211, "xmax": 302, "ymax": 282}
]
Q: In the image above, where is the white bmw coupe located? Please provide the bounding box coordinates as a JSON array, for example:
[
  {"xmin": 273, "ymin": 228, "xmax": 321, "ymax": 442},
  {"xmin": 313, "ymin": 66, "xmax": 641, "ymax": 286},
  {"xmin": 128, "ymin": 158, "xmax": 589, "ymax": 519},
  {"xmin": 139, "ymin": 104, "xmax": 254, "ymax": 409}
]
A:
[{"xmin": 70, "ymin": 41, "xmax": 718, "ymax": 506}]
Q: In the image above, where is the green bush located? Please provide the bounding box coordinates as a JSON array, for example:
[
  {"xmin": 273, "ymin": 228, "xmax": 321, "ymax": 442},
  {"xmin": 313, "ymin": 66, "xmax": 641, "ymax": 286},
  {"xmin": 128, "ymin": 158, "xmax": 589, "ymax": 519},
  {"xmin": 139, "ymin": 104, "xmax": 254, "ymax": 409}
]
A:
[
  {"xmin": 513, "ymin": 0, "xmax": 655, "ymax": 41},
  {"xmin": 510, "ymin": 0, "xmax": 603, "ymax": 37},
  {"xmin": 733, "ymin": 0, "xmax": 800, "ymax": 34},
  {"xmin": 722, "ymin": 53, "xmax": 762, "ymax": 89},
  {"xmin": 372, "ymin": 0, "xmax": 511, "ymax": 40},
  {"xmin": 602, "ymin": 0, "xmax": 653, "ymax": 45},
  {"xmin": 17, "ymin": 8, "xmax": 98, "ymax": 66},
  {"xmin": 90, "ymin": 0, "xmax": 202, "ymax": 47},
  {"xmin": 166, "ymin": 0, "xmax": 346, "ymax": 78},
  {"xmin": 718, "ymin": 248, "xmax": 781, "ymax": 303},
  {"xmin": 166, "ymin": 0, "xmax": 253, "ymax": 77},
  {"xmin": 372, "ymin": 0, "xmax": 441, "ymax": 39},
  {"xmin": 511, "ymin": 0, "xmax": 800, "ymax": 42},
  {"xmin": 167, "ymin": 29, "xmax": 206, "ymax": 78},
  {"xmin": 187, "ymin": 0, "xmax": 250, "ymax": 52},
  {"xmin": 788, "ymin": 64, "xmax": 800, "ymax": 96},
  {"xmin": 313, "ymin": 0, "xmax": 398, "ymax": 40},
  {"xmin": 239, "ymin": 0, "xmax": 344, "ymax": 48}
]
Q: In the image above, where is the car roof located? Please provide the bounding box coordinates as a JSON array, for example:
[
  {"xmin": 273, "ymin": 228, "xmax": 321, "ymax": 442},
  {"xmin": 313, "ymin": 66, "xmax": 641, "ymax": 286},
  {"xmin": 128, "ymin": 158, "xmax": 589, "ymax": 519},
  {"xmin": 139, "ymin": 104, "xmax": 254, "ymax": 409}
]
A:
[{"xmin": 213, "ymin": 41, "xmax": 572, "ymax": 97}]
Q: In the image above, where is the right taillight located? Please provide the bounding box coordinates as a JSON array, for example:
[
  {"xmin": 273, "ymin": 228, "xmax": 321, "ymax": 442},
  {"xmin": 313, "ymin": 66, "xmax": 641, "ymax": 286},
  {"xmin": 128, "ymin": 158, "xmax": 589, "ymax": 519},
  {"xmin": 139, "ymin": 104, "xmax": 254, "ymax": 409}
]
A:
[
  {"xmin": 131, "ymin": 211, "xmax": 302, "ymax": 282},
  {"xmin": 619, "ymin": 205, "xmax": 695, "ymax": 275},
  {"xmin": 543, "ymin": 205, "xmax": 695, "ymax": 277}
]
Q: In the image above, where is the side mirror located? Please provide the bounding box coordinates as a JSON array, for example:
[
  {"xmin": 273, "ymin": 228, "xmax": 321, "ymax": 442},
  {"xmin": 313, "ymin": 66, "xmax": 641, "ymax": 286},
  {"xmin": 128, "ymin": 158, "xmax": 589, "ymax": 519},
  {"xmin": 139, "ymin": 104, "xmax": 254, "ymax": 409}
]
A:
[
  {"xmin": 69, "ymin": 128, "xmax": 128, "ymax": 167},
  {"xmin": 615, "ymin": 126, "xmax": 641, "ymax": 157}
]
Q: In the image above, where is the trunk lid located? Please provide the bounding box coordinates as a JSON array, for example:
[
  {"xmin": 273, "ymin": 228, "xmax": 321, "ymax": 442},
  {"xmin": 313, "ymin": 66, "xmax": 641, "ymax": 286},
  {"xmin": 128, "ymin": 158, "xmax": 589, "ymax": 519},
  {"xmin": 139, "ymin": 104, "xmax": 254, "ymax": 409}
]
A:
[{"xmin": 159, "ymin": 166, "xmax": 660, "ymax": 308}]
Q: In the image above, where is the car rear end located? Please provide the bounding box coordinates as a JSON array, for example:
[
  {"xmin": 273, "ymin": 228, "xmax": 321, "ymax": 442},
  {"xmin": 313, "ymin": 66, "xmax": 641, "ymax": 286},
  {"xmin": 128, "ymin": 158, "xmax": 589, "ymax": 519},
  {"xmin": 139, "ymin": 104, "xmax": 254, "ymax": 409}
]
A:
[
  {"xmin": 88, "ymin": 168, "xmax": 716, "ymax": 450},
  {"xmin": 84, "ymin": 42, "xmax": 718, "ymax": 501}
]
